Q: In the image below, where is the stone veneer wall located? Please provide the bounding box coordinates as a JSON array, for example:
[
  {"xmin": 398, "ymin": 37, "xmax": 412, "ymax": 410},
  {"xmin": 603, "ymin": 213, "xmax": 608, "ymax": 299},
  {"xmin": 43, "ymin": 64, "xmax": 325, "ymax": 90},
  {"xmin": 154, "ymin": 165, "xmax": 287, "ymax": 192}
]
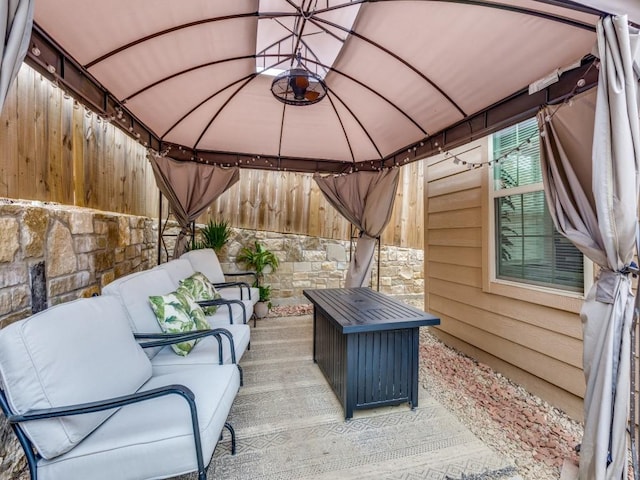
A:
[
  {"xmin": 0, "ymin": 198, "xmax": 157, "ymax": 328},
  {"xmin": 218, "ymin": 229, "xmax": 425, "ymax": 309}
]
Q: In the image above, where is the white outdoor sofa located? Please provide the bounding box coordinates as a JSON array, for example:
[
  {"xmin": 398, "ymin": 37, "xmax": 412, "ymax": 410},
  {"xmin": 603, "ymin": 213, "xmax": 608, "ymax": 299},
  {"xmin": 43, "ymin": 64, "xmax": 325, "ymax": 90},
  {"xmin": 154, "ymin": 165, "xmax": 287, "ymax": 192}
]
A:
[
  {"xmin": 0, "ymin": 295, "xmax": 240, "ymax": 480},
  {"xmin": 102, "ymin": 264, "xmax": 252, "ymax": 384}
]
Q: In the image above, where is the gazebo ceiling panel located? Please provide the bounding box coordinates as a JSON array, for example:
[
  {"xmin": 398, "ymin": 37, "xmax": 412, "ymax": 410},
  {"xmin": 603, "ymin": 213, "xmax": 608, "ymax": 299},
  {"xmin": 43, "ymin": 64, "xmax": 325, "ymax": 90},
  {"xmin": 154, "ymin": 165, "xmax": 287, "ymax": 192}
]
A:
[
  {"xmin": 324, "ymin": 71, "xmax": 428, "ymax": 156},
  {"xmin": 124, "ymin": 61, "xmax": 255, "ymax": 137},
  {"xmin": 31, "ymin": 0, "xmax": 629, "ymax": 172},
  {"xmin": 329, "ymin": 40, "xmax": 462, "ymax": 136},
  {"xmin": 160, "ymin": 87, "xmax": 239, "ymax": 149},
  {"xmin": 89, "ymin": 18, "xmax": 258, "ymax": 101},
  {"xmin": 351, "ymin": 2, "xmax": 596, "ymax": 118},
  {"xmin": 192, "ymin": 77, "xmax": 286, "ymax": 156},
  {"xmin": 34, "ymin": 0, "xmax": 257, "ymax": 66},
  {"xmin": 278, "ymin": 98, "xmax": 358, "ymax": 161}
]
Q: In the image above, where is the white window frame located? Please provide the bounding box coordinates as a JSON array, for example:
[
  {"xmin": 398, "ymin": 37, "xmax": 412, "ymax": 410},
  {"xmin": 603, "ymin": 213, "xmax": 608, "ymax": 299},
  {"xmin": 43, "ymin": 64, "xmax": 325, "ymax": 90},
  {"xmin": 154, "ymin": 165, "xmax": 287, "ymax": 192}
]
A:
[{"xmin": 482, "ymin": 133, "xmax": 592, "ymax": 313}]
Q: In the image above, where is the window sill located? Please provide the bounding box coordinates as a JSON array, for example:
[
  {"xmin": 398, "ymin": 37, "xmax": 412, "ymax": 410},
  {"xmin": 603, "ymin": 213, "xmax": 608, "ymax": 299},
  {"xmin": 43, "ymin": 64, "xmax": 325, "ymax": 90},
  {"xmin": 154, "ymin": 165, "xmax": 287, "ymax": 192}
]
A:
[{"xmin": 482, "ymin": 278, "xmax": 585, "ymax": 314}]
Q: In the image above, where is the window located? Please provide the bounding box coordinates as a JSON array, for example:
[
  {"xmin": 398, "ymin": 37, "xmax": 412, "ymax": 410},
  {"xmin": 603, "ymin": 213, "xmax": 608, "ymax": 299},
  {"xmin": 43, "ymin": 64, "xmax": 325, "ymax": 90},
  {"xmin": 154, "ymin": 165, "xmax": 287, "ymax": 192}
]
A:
[{"xmin": 491, "ymin": 118, "xmax": 584, "ymax": 293}]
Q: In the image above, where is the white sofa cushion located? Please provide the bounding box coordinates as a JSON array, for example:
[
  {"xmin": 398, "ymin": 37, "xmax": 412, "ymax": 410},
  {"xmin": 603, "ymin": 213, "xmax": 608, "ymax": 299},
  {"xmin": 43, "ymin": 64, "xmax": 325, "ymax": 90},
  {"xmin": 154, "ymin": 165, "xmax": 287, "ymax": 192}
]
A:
[
  {"xmin": 102, "ymin": 269, "xmax": 177, "ymax": 358},
  {"xmin": 180, "ymin": 248, "xmax": 226, "ymax": 283},
  {"xmin": 36, "ymin": 364, "xmax": 240, "ymax": 480},
  {"xmin": 154, "ymin": 258, "xmax": 195, "ymax": 286},
  {"xmin": 0, "ymin": 296, "xmax": 152, "ymax": 460}
]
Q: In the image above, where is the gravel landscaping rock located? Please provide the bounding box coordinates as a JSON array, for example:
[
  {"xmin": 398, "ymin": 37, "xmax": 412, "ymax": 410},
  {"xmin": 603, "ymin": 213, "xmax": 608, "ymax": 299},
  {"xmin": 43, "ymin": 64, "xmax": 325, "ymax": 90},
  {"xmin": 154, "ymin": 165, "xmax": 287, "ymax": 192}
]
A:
[{"xmin": 419, "ymin": 329, "xmax": 583, "ymax": 480}]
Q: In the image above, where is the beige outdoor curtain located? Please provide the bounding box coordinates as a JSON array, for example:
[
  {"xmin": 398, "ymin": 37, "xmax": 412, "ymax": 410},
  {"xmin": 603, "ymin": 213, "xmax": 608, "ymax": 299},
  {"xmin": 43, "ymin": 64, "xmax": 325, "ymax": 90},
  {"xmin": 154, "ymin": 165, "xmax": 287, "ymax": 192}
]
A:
[
  {"xmin": 149, "ymin": 154, "xmax": 240, "ymax": 258},
  {"xmin": 314, "ymin": 169, "xmax": 400, "ymax": 288},
  {"xmin": 0, "ymin": 0, "xmax": 33, "ymax": 112},
  {"xmin": 538, "ymin": 15, "xmax": 640, "ymax": 480}
]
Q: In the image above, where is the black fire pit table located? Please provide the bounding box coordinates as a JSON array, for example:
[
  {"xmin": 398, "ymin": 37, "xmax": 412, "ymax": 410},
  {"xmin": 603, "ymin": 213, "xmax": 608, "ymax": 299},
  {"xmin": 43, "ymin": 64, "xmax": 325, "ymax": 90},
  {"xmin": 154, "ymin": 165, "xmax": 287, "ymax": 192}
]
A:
[{"xmin": 303, "ymin": 287, "xmax": 440, "ymax": 420}]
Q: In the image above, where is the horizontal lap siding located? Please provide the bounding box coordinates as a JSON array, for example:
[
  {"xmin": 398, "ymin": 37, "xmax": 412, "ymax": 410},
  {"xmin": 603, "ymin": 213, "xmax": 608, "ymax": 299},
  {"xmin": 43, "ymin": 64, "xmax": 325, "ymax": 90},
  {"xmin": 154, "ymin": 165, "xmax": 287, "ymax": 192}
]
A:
[{"xmin": 424, "ymin": 142, "xmax": 584, "ymax": 420}]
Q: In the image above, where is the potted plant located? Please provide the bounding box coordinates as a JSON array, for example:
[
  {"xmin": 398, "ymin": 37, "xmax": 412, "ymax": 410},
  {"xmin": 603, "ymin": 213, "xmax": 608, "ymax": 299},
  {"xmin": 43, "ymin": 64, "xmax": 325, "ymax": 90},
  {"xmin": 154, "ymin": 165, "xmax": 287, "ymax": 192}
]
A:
[
  {"xmin": 254, "ymin": 285, "xmax": 272, "ymax": 318},
  {"xmin": 192, "ymin": 219, "xmax": 231, "ymax": 253},
  {"xmin": 236, "ymin": 241, "xmax": 279, "ymax": 318}
]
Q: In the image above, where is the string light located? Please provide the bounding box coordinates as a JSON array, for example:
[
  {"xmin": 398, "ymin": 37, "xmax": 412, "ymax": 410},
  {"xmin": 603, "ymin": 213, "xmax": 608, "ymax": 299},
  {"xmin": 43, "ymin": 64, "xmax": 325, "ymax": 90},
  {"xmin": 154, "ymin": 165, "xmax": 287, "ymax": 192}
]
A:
[{"xmin": 446, "ymin": 63, "xmax": 594, "ymax": 169}]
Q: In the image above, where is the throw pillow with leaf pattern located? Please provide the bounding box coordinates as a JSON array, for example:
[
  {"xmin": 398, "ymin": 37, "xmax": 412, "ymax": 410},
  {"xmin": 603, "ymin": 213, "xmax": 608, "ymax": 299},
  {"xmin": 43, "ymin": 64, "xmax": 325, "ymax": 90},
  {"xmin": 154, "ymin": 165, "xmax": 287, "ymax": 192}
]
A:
[
  {"xmin": 148, "ymin": 289, "xmax": 210, "ymax": 356},
  {"xmin": 179, "ymin": 272, "xmax": 222, "ymax": 315}
]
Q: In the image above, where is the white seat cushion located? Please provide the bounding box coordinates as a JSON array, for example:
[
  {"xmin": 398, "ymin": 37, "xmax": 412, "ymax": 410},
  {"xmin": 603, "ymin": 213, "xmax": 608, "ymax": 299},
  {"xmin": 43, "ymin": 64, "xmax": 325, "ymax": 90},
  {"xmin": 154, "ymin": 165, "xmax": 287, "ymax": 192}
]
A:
[
  {"xmin": 149, "ymin": 324, "xmax": 250, "ymax": 373},
  {"xmin": 181, "ymin": 248, "xmax": 226, "ymax": 283},
  {"xmin": 0, "ymin": 297, "xmax": 152, "ymax": 459},
  {"xmin": 36, "ymin": 365, "xmax": 240, "ymax": 480},
  {"xmin": 154, "ymin": 259, "xmax": 196, "ymax": 287}
]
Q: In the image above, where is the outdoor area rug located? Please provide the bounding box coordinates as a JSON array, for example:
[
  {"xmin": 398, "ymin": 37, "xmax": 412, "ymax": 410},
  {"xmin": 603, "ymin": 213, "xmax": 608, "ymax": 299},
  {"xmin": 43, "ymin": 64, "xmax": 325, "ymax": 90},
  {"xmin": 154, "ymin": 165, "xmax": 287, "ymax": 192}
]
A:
[{"xmin": 178, "ymin": 315, "xmax": 520, "ymax": 480}]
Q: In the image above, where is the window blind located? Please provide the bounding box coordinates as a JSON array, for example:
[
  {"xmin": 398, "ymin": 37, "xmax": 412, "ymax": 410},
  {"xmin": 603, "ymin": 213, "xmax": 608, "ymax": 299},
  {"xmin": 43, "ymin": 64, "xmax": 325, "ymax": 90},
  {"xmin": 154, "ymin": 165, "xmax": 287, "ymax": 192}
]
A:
[{"xmin": 492, "ymin": 119, "xmax": 583, "ymax": 292}]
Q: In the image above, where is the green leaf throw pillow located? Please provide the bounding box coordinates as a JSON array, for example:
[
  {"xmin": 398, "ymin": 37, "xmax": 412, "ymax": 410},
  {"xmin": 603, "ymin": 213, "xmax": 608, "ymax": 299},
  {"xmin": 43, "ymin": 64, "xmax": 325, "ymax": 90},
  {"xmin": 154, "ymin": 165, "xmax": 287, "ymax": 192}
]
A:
[
  {"xmin": 179, "ymin": 272, "xmax": 222, "ymax": 315},
  {"xmin": 148, "ymin": 290, "xmax": 210, "ymax": 356}
]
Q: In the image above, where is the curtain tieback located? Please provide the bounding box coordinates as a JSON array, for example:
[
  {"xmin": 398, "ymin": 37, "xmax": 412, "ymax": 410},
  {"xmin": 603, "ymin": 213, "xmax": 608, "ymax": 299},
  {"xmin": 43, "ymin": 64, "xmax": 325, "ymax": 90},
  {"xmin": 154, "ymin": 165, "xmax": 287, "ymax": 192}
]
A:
[{"xmin": 596, "ymin": 264, "xmax": 636, "ymax": 304}]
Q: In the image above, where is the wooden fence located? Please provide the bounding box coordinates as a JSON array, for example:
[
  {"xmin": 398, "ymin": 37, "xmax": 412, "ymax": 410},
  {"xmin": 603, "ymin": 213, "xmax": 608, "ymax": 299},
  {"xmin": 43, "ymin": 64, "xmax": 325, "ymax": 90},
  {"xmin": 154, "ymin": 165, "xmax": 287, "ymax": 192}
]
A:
[{"xmin": 0, "ymin": 65, "xmax": 423, "ymax": 249}]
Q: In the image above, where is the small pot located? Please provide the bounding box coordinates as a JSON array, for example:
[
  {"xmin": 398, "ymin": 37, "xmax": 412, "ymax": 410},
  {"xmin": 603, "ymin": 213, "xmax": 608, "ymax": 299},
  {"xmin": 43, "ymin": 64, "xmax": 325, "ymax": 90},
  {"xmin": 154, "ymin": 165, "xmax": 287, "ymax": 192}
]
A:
[{"xmin": 255, "ymin": 301, "xmax": 269, "ymax": 318}]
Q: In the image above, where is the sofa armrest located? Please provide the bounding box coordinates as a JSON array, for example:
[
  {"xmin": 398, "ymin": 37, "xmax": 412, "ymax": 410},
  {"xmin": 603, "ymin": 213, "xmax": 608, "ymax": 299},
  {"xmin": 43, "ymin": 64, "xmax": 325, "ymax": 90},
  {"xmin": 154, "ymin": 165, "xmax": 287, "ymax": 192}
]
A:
[
  {"xmin": 134, "ymin": 329, "xmax": 236, "ymax": 365},
  {"xmin": 7, "ymin": 384, "xmax": 208, "ymax": 478},
  {"xmin": 213, "ymin": 280, "xmax": 253, "ymax": 300},
  {"xmin": 223, "ymin": 271, "xmax": 258, "ymax": 285},
  {"xmin": 197, "ymin": 299, "xmax": 247, "ymax": 325}
]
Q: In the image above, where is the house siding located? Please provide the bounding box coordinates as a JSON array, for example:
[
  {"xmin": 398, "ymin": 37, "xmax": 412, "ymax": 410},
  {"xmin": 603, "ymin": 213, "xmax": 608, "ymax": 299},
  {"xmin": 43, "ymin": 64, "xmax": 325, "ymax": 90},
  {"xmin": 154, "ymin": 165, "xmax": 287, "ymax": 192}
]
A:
[{"xmin": 424, "ymin": 138, "xmax": 584, "ymax": 421}]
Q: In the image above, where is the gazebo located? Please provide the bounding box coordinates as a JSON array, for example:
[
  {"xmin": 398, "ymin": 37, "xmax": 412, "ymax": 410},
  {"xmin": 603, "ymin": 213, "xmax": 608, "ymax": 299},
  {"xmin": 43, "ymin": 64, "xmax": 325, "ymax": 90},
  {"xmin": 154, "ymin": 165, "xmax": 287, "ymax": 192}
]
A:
[{"xmin": 2, "ymin": 1, "xmax": 640, "ymax": 479}]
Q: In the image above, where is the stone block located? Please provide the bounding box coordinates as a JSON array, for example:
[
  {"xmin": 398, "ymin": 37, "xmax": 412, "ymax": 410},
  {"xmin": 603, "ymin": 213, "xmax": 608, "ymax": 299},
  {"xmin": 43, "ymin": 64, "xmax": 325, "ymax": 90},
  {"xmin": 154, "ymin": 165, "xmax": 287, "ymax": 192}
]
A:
[
  {"xmin": 321, "ymin": 261, "xmax": 336, "ymax": 272},
  {"xmin": 69, "ymin": 211, "xmax": 94, "ymax": 234},
  {"xmin": 48, "ymin": 271, "xmax": 91, "ymax": 297},
  {"xmin": 125, "ymin": 244, "xmax": 141, "ymax": 260},
  {"xmin": 0, "ymin": 290, "xmax": 12, "ymax": 315},
  {"xmin": 380, "ymin": 277, "xmax": 392, "ymax": 286},
  {"xmin": 107, "ymin": 221, "xmax": 119, "ymax": 249},
  {"xmin": 81, "ymin": 285, "xmax": 100, "ymax": 297},
  {"xmin": 115, "ymin": 248, "xmax": 125, "ymax": 263},
  {"xmin": 118, "ymin": 217, "xmax": 130, "ymax": 247},
  {"xmin": 74, "ymin": 236, "xmax": 100, "ymax": 253},
  {"xmin": 327, "ymin": 279, "xmax": 341, "ymax": 288},
  {"xmin": 101, "ymin": 270, "xmax": 115, "ymax": 288},
  {"xmin": 292, "ymin": 280, "xmax": 312, "ymax": 288},
  {"xmin": 0, "ymin": 264, "xmax": 28, "ymax": 288},
  {"xmin": 94, "ymin": 219, "xmax": 108, "ymax": 235},
  {"xmin": 22, "ymin": 207, "xmax": 48, "ymax": 258},
  {"xmin": 114, "ymin": 261, "xmax": 132, "ymax": 279},
  {"xmin": 282, "ymin": 240, "xmax": 303, "ymax": 262},
  {"xmin": 278, "ymin": 262, "xmax": 294, "ymax": 274},
  {"xmin": 303, "ymin": 251, "xmax": 325, "ymax": 262},
  {"xmin": 0, "ymin": 217, "xmax": 20, "ymax": 263},
  {"xmin": 399, "ymin": 266, "xmax": 413, "ymax": 280},
  {"xmin": 93, "ymin": 250, "xmax": 115, "ymax": 272},
  {"xmin": 326, "ymin": 244, "xmax": 346, "ymax": 262},
  {"xmin": 294, "ymin": 262, "xmax": 312, "ymax": 272},
  {"xmin": 292, "ymin": 272, "xmax": 310, "ymax": 281},
  {"xmin": 0, "ymin": 309, "xmax": 31, "ymax": 328},
  {"xmin": 11, "ymin": 286, "xmax": 30, "ymax": 310},
  {"xmin": 46, "ymin": 220, "xmax": 76, "ymax": 277}
]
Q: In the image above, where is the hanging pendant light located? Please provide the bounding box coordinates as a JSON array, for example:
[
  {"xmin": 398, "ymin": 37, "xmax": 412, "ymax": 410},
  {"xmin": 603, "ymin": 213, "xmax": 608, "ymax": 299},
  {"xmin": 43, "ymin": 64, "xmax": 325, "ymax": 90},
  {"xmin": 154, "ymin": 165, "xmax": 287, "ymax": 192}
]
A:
[{"xmin": 271, "ymin": 52, "xmax": 327, "ymax": 106}]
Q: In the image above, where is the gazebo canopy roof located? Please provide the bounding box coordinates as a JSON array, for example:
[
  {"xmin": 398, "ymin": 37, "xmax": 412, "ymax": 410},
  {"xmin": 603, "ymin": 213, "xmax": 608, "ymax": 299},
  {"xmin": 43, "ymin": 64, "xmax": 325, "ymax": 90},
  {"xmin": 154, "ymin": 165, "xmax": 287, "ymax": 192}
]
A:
[{"xmin": 29, "ymin": 0, "xmax": 640, "ymax": 173}]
